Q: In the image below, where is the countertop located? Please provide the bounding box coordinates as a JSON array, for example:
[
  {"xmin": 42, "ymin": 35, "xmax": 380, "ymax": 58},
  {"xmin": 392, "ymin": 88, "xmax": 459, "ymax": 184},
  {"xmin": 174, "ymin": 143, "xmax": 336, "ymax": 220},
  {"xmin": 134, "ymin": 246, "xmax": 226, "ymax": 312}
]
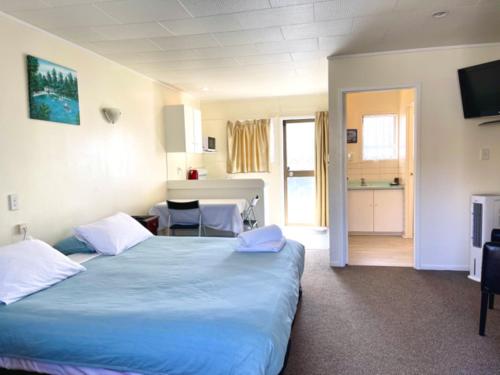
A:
[
  {"xmin": 167, "ymin": 178, "xmax": 265, "ymax": 190},
  {"xmin": 348, "ymin": 181, "xmax": 404, "ymax": 190}
]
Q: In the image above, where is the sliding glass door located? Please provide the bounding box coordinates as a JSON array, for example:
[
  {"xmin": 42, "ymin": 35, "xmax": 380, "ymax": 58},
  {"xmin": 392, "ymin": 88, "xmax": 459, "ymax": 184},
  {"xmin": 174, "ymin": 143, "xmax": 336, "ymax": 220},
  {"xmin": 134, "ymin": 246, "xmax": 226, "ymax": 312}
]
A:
[{"xmin": 283, "ymin": 119, "xmax": 316, "ymax": 225}]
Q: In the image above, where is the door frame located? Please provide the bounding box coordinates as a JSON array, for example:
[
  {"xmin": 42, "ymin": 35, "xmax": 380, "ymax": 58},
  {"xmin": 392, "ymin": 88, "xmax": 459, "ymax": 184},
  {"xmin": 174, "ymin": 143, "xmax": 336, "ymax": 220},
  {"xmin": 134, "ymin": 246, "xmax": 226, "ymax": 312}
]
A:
[
  {"xmin": 330, "ymin": 83, "xmax": 422, "ymax": 269},
  {"xmin": 282, "ymin": 118, "xmax": 316, "ymax": 226}
]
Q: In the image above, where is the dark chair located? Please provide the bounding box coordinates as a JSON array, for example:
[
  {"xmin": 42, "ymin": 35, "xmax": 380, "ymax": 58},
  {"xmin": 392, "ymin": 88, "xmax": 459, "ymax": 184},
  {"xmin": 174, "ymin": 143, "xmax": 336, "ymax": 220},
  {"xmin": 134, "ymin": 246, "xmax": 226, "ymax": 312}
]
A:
[
  {"xmin": 167, "ymin": 200, "xmax": 204, "ymax": 237},
  {"xmin": 479, "ymin": 229, "xmax": 500, "ymax": 336}
]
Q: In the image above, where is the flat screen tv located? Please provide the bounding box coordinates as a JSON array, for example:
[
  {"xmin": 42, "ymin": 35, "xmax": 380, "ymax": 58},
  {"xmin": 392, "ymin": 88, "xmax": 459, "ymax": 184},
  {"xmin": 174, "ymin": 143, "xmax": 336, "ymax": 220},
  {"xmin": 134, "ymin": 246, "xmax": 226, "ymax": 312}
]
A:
[{"xmin": 458, "ymin": 59, "xmax": 500, "ymax": 119}]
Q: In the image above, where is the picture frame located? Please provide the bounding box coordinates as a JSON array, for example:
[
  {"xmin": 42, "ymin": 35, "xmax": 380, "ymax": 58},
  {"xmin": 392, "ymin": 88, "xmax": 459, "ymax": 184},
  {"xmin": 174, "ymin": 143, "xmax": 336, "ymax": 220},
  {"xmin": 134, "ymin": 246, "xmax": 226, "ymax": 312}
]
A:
[
  {"xmin": 346, "ymin": 129, "xmax": 358, "ymax": 143},
  {"xmin": 27, "ymin": 55, "xmax": 80, "ymax": 125}
]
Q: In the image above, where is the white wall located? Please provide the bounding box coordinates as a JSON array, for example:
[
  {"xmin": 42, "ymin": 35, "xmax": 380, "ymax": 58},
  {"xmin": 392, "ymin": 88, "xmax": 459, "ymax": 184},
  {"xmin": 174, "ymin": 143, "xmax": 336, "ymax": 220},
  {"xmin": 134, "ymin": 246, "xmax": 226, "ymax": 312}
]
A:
[
  {"xmin": 329, "ymin": 43, "xmax": 500, "ymax": 270},
  {"xmin": 0, "ymin": 13, "xmax": 196, "ymax": 245},
  {"xmin": 201, "ymin": 94, "xmax": 328, "ymax": 225}
]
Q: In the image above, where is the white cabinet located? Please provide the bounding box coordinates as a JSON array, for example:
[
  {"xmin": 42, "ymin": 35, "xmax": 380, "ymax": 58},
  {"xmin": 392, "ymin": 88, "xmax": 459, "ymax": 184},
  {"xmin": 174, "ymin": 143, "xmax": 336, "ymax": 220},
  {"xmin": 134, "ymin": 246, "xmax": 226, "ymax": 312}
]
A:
[
  {"xmin": 374, "ymin": 190, "xmax": 404, "ymax": 232},
  {"xmin": 165, "ymin": 105, "xmax": 202, "ymax": 153},
  {"xmin": 348, "ymin": 190, "xmax": 374, "ymax": 232},
  {"xmin": 348, "ymin": 189, "xmax": 404, "ymax": 233}
]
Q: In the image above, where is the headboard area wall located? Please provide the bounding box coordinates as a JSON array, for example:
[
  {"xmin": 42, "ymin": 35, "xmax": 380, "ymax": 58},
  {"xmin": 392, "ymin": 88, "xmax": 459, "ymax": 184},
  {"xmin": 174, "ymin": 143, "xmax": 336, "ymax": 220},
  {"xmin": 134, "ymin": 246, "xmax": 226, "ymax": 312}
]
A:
[{"xmin": 0, "ymin": 12, "xmax": 197, "ymax": 245}]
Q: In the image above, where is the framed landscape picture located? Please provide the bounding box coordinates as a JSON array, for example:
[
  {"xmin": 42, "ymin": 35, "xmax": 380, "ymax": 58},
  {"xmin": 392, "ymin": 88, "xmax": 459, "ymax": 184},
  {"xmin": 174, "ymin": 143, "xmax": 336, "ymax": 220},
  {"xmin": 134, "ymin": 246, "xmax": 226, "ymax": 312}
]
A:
[{"xmin": 27, "ymin": 55, "xmax": 80, "ymax": 125}]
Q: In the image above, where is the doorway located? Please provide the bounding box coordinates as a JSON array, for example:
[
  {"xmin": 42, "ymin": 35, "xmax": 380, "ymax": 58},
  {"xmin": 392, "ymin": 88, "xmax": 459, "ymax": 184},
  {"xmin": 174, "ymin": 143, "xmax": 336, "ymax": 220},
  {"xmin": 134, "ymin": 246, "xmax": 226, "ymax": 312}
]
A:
[
  {"xmin": 283, "ymin": 118, "xmax": 316, "ymax": 226},
  {"xmin": 345, "ymin": 88, "xmax": 417, "ymax": 267}
]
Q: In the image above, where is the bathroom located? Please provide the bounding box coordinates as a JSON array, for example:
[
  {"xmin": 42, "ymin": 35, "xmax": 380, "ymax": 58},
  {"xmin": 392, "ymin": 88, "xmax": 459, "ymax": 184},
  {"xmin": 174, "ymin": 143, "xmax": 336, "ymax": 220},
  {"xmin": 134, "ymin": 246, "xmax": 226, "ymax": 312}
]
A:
[{"xmin": 346, "ymin": 88, "xmax": 415, "ymax": 267}]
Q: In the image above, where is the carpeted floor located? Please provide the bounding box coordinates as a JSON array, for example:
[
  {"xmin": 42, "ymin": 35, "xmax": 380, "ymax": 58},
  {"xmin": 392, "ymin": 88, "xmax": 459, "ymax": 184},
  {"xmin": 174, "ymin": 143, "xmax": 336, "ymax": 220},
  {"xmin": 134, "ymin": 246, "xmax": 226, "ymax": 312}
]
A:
[{"xmin": 284, "ymin": 249, "xmax": 500, "ymax": 375}]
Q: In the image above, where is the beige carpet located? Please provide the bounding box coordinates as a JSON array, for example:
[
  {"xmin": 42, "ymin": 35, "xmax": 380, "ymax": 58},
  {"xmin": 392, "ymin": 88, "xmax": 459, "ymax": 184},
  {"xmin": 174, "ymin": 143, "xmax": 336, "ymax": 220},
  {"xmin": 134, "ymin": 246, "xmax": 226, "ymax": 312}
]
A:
[{"xmin": 284, "ymin": 249, "xmax": 500, "ymax": 375}]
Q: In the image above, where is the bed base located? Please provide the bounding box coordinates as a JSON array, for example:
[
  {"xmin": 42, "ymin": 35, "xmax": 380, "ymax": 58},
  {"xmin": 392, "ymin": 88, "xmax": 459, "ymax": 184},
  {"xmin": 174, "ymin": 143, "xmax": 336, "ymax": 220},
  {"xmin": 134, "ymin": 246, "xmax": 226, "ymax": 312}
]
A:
[
  {"xmin": 2, "ymin": 286, "xmax": 303, "ymax": 375},
  {"xmin": 278, "ymin": 284, "xmax": 302, "ymax": 375}
]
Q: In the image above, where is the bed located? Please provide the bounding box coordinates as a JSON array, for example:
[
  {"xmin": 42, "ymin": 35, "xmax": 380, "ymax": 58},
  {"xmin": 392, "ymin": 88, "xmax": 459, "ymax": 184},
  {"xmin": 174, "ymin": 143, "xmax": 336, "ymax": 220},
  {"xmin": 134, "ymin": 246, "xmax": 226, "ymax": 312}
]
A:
[{"xmin": 0, "ymin": 235, "xmax": 305, "ymax": 375}]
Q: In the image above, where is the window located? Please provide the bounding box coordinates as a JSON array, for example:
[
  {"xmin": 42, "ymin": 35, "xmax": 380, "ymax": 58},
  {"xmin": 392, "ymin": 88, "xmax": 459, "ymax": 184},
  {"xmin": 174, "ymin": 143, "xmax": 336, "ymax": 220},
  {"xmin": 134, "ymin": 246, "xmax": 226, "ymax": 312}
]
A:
[{"xmin": 362, "ymin": 114, "xmax": 398, "ymax": 161}]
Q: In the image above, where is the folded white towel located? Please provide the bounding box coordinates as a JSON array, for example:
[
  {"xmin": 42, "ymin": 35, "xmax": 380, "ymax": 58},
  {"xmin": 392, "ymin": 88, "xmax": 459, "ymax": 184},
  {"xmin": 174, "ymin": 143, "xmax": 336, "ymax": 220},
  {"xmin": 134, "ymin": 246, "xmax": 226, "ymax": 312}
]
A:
[
  {"xmin": 237, "ymin": 225, "xmax": 283, "ymax": 247},
  {"xmin": 235, "ymin": 237, "xmax": 286, "ymax": 253}
]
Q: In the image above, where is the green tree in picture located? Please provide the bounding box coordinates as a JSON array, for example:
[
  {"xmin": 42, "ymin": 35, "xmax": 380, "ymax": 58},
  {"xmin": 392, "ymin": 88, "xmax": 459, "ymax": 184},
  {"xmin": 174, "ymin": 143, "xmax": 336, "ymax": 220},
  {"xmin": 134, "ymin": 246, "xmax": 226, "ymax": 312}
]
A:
[
  {"xmin": 27, "ymin": 55, "xmax": 42, "ymax": 94},
  {"xmin": 35, "ymin": 104, "xmax": 51, "ymax": 120}
]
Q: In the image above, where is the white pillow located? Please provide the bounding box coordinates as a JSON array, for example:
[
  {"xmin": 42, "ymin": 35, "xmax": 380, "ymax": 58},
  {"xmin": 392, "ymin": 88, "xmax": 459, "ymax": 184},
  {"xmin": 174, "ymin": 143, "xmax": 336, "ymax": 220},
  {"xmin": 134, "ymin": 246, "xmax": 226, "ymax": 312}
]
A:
[
  {"xmin": 74, "ymin": 212, "xmax": 153, "ymax": 255},
  {"xmin": 0, "ymin": 239, "xmax": 86, "ymax": 305}
]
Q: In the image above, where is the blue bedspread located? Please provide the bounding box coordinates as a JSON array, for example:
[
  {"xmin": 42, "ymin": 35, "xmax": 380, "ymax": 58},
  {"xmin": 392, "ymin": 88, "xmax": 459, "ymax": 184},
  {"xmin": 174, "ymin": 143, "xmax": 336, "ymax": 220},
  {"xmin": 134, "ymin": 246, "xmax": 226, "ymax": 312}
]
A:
[{"xmin": 0, "ymin": 236, "xmax": 305, "ymax": 375}]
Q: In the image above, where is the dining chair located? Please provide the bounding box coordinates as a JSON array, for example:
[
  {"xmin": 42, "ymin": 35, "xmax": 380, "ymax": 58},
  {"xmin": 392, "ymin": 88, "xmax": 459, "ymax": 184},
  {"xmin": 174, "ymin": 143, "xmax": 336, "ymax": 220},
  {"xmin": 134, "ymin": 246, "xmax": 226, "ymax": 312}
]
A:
[
  {"xmin": 479, "ymin": 229, "xmax": 500, "ymax": 336},
  {"xmin": 242, "ymin": 195, "xmax": 259, "ymax": 231},
  {"xmin": 166, "ymin": 200, "xmax": 204, "ymax": 237}
]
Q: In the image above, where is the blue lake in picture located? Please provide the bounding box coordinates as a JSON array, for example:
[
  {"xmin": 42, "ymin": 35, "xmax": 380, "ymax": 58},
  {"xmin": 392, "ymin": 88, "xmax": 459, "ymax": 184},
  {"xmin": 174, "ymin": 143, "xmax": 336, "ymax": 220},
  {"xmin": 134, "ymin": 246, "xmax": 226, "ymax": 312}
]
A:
[{"xmin": 32, "ymin": 94, "xmax": 79, "ymax": 125}]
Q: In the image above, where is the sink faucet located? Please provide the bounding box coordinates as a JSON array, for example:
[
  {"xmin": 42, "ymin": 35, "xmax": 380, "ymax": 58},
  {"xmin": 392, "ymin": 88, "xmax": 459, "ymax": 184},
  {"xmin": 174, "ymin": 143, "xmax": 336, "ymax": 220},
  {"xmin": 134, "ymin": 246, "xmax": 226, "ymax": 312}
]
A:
[{"xmin": 361, "ymin": 178, "xmax": 367, "ymax": 186}]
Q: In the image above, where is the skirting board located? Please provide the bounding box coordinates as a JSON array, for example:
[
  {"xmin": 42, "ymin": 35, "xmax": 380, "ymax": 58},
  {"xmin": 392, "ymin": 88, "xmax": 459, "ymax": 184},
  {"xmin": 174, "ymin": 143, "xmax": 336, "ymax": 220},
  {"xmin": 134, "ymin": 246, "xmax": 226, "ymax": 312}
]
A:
[
  {"xmin": 420, "ymin": 264, "xmax": 468, "ymax": 271},
  {"xmin": 330, "ymin": 262, "xmax": 344, "ymax": 267},
  {"xmin": 331, "ymin": 262, "xmax": 469, "ymax": 270}
]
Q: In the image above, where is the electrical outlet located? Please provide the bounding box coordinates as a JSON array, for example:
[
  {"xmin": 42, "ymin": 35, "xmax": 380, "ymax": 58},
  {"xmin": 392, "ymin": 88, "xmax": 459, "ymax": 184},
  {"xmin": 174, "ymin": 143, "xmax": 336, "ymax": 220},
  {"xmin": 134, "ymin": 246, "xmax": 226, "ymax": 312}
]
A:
[
  {"xmin": 17, "ymin": 223, "xmax": 28, "ymax": 235},
  {"xmin": 8, "ymin": 194, "xmax": 19, "ymax": 210}
]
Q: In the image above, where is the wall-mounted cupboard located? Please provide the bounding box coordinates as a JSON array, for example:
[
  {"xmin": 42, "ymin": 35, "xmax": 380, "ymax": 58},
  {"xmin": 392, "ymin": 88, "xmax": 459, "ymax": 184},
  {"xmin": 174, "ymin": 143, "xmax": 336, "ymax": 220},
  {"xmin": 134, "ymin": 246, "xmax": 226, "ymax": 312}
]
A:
[{"xmin": 165, "ymin": 105, "xmax": 202, "ymax": 153}]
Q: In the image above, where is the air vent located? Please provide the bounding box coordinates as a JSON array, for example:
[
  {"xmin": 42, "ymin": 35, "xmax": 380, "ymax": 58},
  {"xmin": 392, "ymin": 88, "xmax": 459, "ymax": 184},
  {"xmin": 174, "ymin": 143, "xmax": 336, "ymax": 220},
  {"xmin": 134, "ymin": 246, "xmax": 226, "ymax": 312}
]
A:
[{"xmin": 472, "ymin": 202, "xmax": 483, "ymax": 248}]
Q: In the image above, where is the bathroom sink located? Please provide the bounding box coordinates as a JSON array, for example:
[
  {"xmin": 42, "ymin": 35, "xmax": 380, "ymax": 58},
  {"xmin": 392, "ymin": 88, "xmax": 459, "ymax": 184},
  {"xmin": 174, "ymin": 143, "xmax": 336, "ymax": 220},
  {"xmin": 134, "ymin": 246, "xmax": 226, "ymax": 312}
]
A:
[{"xmin": 348, "ymin": 181, "xmax": 402, "ymax": 190}]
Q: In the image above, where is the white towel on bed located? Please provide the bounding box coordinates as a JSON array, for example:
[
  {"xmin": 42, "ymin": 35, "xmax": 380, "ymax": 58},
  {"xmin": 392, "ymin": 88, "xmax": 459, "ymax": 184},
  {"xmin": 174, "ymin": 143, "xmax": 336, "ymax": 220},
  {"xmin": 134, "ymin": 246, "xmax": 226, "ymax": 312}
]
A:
[
  {"xmin": 235, "ymin": 237, "xmax": 286, "ymax": 253},
  {"xmin": 236, "ymin": 225, "xmax": 286, "ymax": 252}
]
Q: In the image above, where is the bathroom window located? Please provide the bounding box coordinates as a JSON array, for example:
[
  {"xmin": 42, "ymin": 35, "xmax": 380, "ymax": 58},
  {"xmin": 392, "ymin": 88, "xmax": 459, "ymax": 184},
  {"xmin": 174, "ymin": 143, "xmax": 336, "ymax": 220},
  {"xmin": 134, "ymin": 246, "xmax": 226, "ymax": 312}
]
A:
[{"xmin": 362, "ymin": 114, "xmax": 398, "ymax": 161}]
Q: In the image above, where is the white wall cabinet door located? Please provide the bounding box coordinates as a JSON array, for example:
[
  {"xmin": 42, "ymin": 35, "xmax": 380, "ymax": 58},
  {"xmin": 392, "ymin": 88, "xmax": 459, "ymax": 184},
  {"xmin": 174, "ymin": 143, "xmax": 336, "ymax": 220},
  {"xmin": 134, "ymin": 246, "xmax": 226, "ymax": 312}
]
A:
[
  {"xmin": 348, "ymin": 190, "xmax": 374, "ymax": 232},
  {"xmin": 373, "ymin": 190, "xmax": 404, "ymax": 232},
  {"xmin": 192, "ymin": 109, "xmax": 203, "ymax": 153},
  {"xmin": 165, "ymin": 105, "xmax": 202, "ymax": 153},
  {"xmin": 183, "ymin": 106, "xmax": 195, "ymax": 152}
]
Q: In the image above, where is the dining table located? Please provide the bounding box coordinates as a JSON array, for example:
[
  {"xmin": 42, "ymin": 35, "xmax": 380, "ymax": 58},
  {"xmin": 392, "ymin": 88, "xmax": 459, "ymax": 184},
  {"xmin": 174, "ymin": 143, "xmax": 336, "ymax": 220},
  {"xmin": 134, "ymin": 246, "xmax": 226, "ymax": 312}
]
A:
[{"xmin": 149, "ymin": 198, "xmax": 248, "ymax": 235}]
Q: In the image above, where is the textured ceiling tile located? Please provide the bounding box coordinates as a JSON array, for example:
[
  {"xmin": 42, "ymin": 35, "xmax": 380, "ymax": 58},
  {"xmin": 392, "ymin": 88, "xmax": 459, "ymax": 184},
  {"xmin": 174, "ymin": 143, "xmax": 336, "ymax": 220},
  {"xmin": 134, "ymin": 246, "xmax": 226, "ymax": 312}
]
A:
[
  {"xmin": 237, "ymin": 4, "xmax": 314, "ymax": 29},
  {"xmin": 395, "ymin": 0, "xmax": 480, "ymax": 11},
  {"xmin": 195, "ymin": 45, "xmax": 260, "ymax": 59},
  {"xmin": 49, "ymin": 26, "xmax": 109, "ymax": 42},
  {"xmin": 0, "ymin": 0, "xmax": 49, "ymax": 11},
  {"xmin": 256, "ymin": 38, "xmax": 319, "ymax": 54},
  {"xmin": 178, "ymin": 0, "xmax": 270, "ymax": 17},
  {"xmin": 95, "ymin": 0, "xmax": 191, "ymax": 23},
  {"xmin": 160, "ymin": 14, "xmax": 242, "ymax": 35},
  {"xmin": 10, "ymin": 4, "xmax": 119, "ymax": 28},
  {"xmin": 3, "ymin": 0, "xmax": 498, "ymax": 100},
  {"xmin": 314, "ymin": 0, "xmax": 398, "ymax": 21},
  {"xmin": 151, "ymin": 34, "xmax": 220, "ymax": 50},
  {"xmin": 86, "ymin": 38, "xmax": 162, "ymax": 54},
  {"xmin": 352, "ymin": 12, "xmax": 424, "ymax": 39},
  {"xmin": 319, "ymin": 32, "xmax": 388, "ymax": 55},
  {"xmin": 235, "ymin": 53, "xmax": 293, "ymax": 65},
  {"xmin": 43, "ymin": 0, "xmax": 111, "ymax": 5},
  {"xmin": 282, "ymin": 19, "xmax": 352, "ymax": 40},
  {"xmin": 291, "ymin": 50, "xmax": 330, "ymax": 61},
  {"xmin": 103, "ymin": 49, "xmax": 203, "ymax": 64},
  {"xmin": 130, "ymin": 58, "xmax": 237, "ymax": 73},
  {"xmin": 318, "ymin": 34, "xmax": 348, "ymax": 51},
  {"xmin": 92, "ymin": 23, "xmax": 173, "ymax": 40},
  {"xmin": 213, "ymin": 27, "xmax": 284, "ymax": 46},
  {"xmin": 270, "ymin": 0, "xmax": 313, "ymax": 7}
]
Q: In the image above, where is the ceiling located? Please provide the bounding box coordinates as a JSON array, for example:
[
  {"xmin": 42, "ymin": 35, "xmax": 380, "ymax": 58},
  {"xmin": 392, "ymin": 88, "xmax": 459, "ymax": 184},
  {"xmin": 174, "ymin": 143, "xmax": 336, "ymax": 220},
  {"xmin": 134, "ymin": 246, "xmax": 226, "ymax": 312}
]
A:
[{"xmin": 1, "ymin": 0, "xmax": 499, "ymax": 100}]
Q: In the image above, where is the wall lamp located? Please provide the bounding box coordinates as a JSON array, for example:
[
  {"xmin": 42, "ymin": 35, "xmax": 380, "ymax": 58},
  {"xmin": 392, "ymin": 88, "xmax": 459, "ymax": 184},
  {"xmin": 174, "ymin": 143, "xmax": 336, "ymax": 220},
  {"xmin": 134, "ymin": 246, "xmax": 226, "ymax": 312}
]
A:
[{"xmin": 101, "ymin": 108, "xmax": 122, "ymax": 124}]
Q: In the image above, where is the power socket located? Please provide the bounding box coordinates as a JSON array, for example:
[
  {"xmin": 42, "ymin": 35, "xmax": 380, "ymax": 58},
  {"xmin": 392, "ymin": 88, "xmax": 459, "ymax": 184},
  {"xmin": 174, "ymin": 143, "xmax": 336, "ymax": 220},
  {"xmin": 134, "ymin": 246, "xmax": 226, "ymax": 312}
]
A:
[
  {"xmin": 8, "ymin": 194, "xmax": 19, "ymax": 210},
  {"xmin": 17, "ymin": 223, "xmax": 28, "ymax": 235}
]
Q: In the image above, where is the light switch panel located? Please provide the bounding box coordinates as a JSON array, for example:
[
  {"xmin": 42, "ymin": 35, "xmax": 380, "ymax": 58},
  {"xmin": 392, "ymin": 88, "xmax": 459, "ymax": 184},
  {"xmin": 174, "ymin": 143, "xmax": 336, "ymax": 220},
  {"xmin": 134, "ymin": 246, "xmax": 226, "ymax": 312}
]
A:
[
  {"xmin": 480, "ymin": 148, "xmax": 490, "ymax": 161},
  {"xmin": 8, "ymin": 194, "xmax": 19, "ymax": 210}
]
